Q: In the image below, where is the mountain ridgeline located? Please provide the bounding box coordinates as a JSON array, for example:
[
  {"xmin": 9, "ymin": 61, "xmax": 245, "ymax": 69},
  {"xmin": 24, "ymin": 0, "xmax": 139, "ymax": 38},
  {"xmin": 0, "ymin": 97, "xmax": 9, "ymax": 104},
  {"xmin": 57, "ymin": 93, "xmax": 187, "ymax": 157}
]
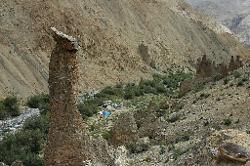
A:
[
  {"xmin": 186, "ymin": 0, "xmax": 250, "ymax": 47},
  {"xmin": 0, "ymin": 0, "xmax": 249, "ymax": 97}
]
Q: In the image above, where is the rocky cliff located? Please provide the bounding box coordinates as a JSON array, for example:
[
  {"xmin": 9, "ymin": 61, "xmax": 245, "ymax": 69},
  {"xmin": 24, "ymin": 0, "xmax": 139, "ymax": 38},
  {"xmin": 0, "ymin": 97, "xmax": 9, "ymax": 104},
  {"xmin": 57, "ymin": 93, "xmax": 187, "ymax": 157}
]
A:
[
  {"xmin": 186, "ymin": 0, "xmax": 250, "ymax": 47},
  {"xmin": 0, "ymin": 0, "xmax": 249, "ymax": 98}
]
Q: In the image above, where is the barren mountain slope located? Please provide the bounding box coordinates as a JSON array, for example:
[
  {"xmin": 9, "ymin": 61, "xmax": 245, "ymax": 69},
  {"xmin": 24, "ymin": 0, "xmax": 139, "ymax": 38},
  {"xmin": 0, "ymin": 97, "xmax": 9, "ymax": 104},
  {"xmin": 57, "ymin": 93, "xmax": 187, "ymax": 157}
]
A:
[
  {"xmin": 0, "ymin": 0, "xmax": 249, "ymax": 98},
  {"xmin": 186, "ymin": 0, "xmax": 250, "ymax": 47}
]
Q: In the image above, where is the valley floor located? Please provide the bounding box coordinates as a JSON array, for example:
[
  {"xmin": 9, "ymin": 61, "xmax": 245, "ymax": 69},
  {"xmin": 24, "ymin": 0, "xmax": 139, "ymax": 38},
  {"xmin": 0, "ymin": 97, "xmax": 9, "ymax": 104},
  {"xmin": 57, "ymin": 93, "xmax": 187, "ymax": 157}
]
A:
[{"xmin": 1, "ymin": 67, "xmax": 250, "ymax": 166}]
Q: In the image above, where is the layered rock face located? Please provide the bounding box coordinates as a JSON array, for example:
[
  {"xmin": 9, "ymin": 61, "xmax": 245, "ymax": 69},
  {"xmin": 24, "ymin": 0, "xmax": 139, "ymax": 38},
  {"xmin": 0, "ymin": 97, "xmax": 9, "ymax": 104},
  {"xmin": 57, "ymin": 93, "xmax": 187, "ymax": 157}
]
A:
[{"xmin": 44, "ymin": 28, "xmax": 86, "ymax": 166}]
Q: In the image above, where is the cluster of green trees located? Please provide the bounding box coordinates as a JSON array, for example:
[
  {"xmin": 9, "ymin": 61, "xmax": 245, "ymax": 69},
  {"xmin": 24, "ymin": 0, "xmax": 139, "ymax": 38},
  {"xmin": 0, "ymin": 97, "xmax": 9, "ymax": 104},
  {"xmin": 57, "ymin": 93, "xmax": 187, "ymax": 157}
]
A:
[{"xmin": 78, "ymin": 71, "xmax": 193, "ymax": 119}]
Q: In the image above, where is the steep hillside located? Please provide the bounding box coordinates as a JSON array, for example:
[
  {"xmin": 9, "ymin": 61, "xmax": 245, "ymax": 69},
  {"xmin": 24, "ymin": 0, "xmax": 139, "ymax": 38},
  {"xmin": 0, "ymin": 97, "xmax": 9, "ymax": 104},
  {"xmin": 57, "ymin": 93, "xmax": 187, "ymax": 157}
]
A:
[
  {"xmin": 0, "ymin": 0, "xmax": 249, "ymax": 98},
  {"xmin": 186, "ymin": 0, "xmax": 250, "ymax": 47}
]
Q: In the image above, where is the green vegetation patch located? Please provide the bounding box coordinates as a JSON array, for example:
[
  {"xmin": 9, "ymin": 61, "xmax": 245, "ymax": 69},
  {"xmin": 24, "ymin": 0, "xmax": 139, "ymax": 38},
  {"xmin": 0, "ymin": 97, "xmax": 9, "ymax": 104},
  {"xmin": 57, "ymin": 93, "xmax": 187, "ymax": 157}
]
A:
[
  {"xmin": 223, "ymin": 118, "xmax": 232, "ymax": 126},
  {"xmin": 27, "ymin": 94, "xmax": 49, "ymax": 113},
  {"xmin": 0, "ymin": 114, "xmax": 48, "ymax": 166},
  {"xmin": 0, "ymin": 96, "xmax": 20, "ymax": 120},
  {"xmin": 126, "ymin": 142, "xmax": 150, "ymax": 154},
  {"xmin": 79, "ymin": 70, "xmax": 192, "ymax": 119}
]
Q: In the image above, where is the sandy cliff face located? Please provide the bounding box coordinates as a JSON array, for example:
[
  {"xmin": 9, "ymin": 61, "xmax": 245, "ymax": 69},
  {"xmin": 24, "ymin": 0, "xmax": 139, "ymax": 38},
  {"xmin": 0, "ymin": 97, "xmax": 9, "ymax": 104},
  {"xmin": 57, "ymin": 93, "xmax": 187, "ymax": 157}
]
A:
[{"xmin": 0, "ymin": 0, "xmax": 249, "ymax": 97}]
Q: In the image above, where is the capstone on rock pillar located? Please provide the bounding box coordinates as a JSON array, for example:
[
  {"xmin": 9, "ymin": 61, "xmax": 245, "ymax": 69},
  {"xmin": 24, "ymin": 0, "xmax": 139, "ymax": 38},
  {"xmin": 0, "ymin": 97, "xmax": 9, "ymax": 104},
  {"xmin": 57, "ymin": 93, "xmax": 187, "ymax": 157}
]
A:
[{"xmin": 44, "ymin": 27, "xmax": 86, "ymax": 166}]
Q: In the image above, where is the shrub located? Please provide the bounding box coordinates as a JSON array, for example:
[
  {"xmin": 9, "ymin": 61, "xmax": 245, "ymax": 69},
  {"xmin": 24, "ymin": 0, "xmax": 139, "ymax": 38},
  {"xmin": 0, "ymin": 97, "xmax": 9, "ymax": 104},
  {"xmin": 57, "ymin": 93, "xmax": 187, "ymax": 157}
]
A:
[
  {"xmin": 233, "ymin": 71, "xmax": 241, "ymax": 78},
  {"xmin": 199, "ymin": 93, "xmax": 210, "ymax": 100},
  {"xmin": 223, "ymin": 78, "xmax": 230, "ymax": 85},
  {"xmin": 163, "ymin": 71, "xmax": 192, "ymax": 90},
  {"xmin": 23, "ymin": 115, "xmax": 49, "ymax": 135},
  {"xmin": 212, "ymin": 73, "xmax": 223, "ymax": 82},
  {"xmin": 123, "ymin": 83, "xmax": 144, "ymax": 99},
  {"xmin": 123, "ymin": 89, "xmax": 134, "ymax": 100},
  {"xmin": 101, "ymin": 130, "xmax": 112, "ymax": 140},
  {"xmin": 123, "ymin": 88, "xmax": 134, "ymax": 100},
  {"xmin": 155, "ymin": 108, "xmax": 167, "ymax": 117},
  {"xmin": 175, "ymin": 133, "xmax": 190, "ymax": 143},
  {"xmin": 237, "ymin": 80, "xmax": 244, "ymax": 86},
  {"xmin": 100, "ymin": 86, "xmax": 117, "ymax": 96},
  {"xmin": 27, "ymin": 94, "xmax": 49, "ymax": 112},
  {"xmin": 127, "ymin": 142, "xmax": 149, "ymax": 154},
  {"xmin": 0, "ymin": 130, "xmax": 45, "ymax": 166},
  {"xmin": 155, "ymin": 83, "xmax": 166, "ymax": 93},
  {"xmin": 140, "ymin": 79, "xmax": 156, "ymax": 87},
  {"xmin": 20, "ymin": 153, "xmax": 44, "ymax": 166},
  {"xmin": 139, "ymin": 78, "xmax": 168, "ymax": 95},
  {"xmin": 0, "ymin": 101, "xmax": 4, "ymax": 110},
  {"xmin": 3, "ymin": 96, "xmax": 20, "ymax": 117},
  {"xmin": 0, "ymin": 101, "xmax": 6, "ymax": 120},
  {"xmin": 223, "ymin": 118, "xmax": 232, "ymax": 126},
  {"xmin": 138, "ymin": 82, "xmax": 156, "ymax": 95},
  {"xmin": 0, "ymin": 110, "xmax": 7, "ymax": 120},
  {"xmin": 237, "ymin": 78, "xmax": 248, "ymax": 87},
  {"xmin": 0, "ymin": 96, "xmax": 20, "ymax": 119},
  {"xmin": 99, "ymin": 86, "xmax": 123, "ymax": 98},
  {"xmin": 242, "ymin": 77, "xmax": 248, "ymax": 82},
  {"xmin": 78, "ymin": 100, "xmax": 99, "ymax": 119}
]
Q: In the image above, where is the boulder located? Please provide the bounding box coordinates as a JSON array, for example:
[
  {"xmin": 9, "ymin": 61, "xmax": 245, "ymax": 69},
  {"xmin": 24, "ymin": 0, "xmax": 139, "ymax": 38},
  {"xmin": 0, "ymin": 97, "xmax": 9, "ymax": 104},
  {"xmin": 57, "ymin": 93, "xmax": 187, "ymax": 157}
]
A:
[
  {"xmin": 217, "ymin": 143, "xmax": 249, "ymax": 163},
  {"xmin": 207, "ymin": 129, "xmax": 250, "ymax": 165}
]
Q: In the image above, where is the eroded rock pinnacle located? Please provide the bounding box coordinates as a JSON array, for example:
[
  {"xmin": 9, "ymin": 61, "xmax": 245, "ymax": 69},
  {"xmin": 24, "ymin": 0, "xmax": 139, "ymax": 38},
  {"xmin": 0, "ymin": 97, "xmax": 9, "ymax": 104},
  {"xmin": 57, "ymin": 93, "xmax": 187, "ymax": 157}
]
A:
[{"xmin": 44, "ymin": 27, "xmax": 86, "ymax": 166}]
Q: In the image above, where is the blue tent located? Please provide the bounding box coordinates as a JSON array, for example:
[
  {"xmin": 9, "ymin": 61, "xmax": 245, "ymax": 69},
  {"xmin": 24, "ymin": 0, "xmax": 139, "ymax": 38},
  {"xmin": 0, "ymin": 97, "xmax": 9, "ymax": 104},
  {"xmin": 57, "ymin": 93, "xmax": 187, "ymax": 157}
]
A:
[{"xmin": 102, "ymin": 111, "xmax": 111, "ymax": 118}]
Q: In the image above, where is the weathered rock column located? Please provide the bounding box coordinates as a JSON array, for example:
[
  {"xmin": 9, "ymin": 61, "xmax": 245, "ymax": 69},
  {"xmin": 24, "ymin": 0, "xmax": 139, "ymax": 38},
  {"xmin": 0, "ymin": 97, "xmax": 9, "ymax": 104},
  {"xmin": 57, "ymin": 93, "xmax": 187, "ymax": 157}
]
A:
[{"xmin": 44, "ymin": 27, "xmax": 86, "ymax": 166}]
